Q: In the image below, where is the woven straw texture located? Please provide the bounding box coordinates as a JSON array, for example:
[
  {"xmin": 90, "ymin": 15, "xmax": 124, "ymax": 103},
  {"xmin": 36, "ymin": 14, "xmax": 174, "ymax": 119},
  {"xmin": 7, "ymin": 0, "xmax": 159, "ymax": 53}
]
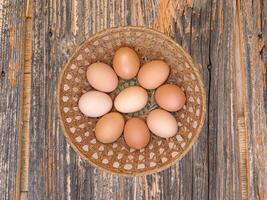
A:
[{"xmin": 57, "ymin": 27, "xmax": 206, "ymax": 176}]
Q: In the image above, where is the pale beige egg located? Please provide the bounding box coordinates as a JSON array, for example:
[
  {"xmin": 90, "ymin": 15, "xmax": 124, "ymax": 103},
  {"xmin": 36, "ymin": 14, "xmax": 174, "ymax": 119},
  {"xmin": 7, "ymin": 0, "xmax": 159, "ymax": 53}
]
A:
[
  {"xmin": 146, "ymin": 109, "xmax": 178, "ymax": 138},
  {"xmin": 114, "ymin": 86, "xmax": 148, "ymax": 113},
  {"xmin": 78, "ymin": 91, "xmax": 112, "ymax": 117}
]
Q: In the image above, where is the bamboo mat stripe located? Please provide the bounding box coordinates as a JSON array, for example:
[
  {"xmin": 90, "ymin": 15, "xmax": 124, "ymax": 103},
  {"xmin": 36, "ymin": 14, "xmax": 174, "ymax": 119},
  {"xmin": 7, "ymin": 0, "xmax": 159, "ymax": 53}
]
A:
[
  {"xmin": 19, "ymin": 0, "xmax": 32, "ymax": 199},
  {"xmin": 238, "ymin": 117, "xmax": 250, "ymax": 200}
]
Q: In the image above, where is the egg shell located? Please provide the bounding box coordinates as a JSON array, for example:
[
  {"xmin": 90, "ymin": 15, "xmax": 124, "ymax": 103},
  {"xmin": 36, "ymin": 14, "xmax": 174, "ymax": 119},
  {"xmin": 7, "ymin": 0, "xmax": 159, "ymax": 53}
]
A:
[
  {"xmin": 95, "ymin": 112, "xmax": 125, "ymax": 144},
  {"xmin": 113, "ymin": 47, "xmax": 140, "ymax": 80},
  {"xmin": 114, "ymin": 86, "xmax": 148, "ymax": 113},
  {"xmin": 146, "ymin": 109, "xmax": 178, "ymax": 138},
  {"xmin": 87, "ymin": 62, "xmax": 118, "ymax": 92},
  {"xmin": 124, "ymin": 118, "xmax": 151, "ymax": 149},
  {"xmin": 137, "ymin": 60, "xmax": 170, "ymax": 89},
  {"xmin": 78, "ymin": 91, "xmax": 112, "ymax": 117},
  {"xmin": 155, "ymin": 84, "xmax": 186, "ymax": 112}
]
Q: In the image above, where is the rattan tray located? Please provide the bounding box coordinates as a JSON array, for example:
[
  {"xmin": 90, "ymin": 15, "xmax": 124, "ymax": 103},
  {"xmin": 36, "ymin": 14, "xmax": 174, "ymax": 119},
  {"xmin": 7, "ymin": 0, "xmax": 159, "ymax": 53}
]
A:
[{"xmin": 57, "ymin": 26, "xmax": 206, "ymax": 176}]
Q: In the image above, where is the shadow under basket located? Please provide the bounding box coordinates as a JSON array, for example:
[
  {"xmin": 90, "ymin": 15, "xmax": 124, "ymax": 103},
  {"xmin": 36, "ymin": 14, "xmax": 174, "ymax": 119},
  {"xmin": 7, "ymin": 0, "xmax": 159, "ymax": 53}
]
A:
[{"xmin": 57, "ymin": 26, "xmax": 206, "ymax": 176}]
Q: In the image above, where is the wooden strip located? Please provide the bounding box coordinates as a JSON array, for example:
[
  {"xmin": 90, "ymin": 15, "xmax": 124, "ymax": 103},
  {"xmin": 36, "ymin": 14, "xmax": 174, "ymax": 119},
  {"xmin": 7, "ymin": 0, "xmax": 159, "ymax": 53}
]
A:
[
  {"xmin": 207, "ymin": 0, "xmax": 242, "ymax": 199},
  {"xmin": 20, "ymin": 192, "xmax": 28, "ymax": 200},
  {"xmin": 182, "ymin": 2, "xmax": 210, "ymax": 199},
  {"xmin": 0, "ymin": 0, "xmax": 4, "ymax": 39},
  {"xmin": 19, "ymin": 0, "xmax": 32, "ymax": 199},
  {"xmin": 237, "ymin": 0, "xmax": 267, "ymax": 199},
  {"xmin": 237, "ymin": 117, "xmax": 249, "ymax": 200},
  {"xmin": 233, "ymin": 0, "xmax": 250, "ymax": 198},
  {"xmin": 0, "ymin": 0, "xmax": 26, "ymax": 199}
]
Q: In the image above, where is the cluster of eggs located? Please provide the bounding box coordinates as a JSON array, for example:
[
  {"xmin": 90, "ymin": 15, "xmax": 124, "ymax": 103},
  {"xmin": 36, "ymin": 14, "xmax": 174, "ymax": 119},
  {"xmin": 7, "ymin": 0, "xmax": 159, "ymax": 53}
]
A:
[{"xmin": 78, "ymin": 47, "xmax": 186, "ymax": 150}]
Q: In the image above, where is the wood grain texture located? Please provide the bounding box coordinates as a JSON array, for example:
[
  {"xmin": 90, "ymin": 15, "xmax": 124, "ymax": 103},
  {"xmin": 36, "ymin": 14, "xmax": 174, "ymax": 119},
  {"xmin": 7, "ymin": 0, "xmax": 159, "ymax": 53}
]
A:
[
  {"xmin": 0, "ymin": 0, "xmax": 26, "ymax": 199},
  {"xmin": 21, "ymin": 0, "xmax": 264, "ymax": 200},
  {"xmin": 238, "ymin": 0, "xmax": 267, "ymax": 199}
]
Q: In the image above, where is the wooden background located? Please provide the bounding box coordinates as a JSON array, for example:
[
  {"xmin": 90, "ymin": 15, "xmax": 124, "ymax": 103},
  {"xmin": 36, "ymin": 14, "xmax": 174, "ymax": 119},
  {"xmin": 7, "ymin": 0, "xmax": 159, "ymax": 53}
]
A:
[{"xmin": 0, "ymin": 0, "xmax": 266, "ymax": 199}]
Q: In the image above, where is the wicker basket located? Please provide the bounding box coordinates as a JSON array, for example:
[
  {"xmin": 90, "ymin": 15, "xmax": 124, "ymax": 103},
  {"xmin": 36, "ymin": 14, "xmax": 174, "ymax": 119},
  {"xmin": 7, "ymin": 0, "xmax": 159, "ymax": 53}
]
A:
[{"xmin": 57, "ymin": 27, "xmax": 206, "ymax": 176}]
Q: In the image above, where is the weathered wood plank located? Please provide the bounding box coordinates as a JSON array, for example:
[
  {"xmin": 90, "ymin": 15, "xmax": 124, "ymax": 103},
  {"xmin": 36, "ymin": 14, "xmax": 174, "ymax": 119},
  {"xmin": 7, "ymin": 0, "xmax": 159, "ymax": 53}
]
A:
[
  {"xmin": 184, "ymin": 1, "xmax": 210, "ymax": 199},
  {"xmin": 0, "ymin": 0, "xmax": 26, "ymax": 199},
  {"xmin": 238, "ymin": 0, "xmax": 267, "ymax": 199},
  {"xmin": 207, "ymin": 0, "xmax": 242, "ymax": 199}
]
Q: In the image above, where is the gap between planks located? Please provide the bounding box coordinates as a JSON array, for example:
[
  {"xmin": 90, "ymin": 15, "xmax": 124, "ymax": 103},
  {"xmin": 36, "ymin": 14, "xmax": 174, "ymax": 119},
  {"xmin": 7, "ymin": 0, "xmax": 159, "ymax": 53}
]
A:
[{"xmin": 19, "ymin": 0, "xmax": 32, "ymax": 199}]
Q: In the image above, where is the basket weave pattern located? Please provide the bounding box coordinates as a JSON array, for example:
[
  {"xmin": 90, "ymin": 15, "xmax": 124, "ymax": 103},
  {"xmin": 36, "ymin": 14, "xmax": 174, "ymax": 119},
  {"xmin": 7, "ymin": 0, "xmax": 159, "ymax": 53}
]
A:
[{"xmin": 58, "ymin": 27, "xmax": 206, "ymax": 175}]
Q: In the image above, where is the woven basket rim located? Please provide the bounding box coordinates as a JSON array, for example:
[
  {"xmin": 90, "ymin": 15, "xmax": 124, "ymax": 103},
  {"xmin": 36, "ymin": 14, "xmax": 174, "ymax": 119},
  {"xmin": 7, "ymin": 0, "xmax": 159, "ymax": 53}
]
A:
[{"xmin": 57, "ymin": 26, "xmax": 206, "ymax": 176}]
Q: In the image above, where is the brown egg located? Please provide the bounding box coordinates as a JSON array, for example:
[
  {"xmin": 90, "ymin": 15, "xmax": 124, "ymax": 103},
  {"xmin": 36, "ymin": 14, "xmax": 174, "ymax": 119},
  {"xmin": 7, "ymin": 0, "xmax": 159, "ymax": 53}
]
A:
[
  {"xmin": 95, "ymin": 112, "xmax": 125, "ymax": 144},
  {"xmin": 146, "ymin": 109, "xmax": 178, "ymax": 138},
  {"xmin": 155, "ymin": 84, "xmax": 186, "ymax": 112},
  {"xmin": 87, "ymin": 62, "xmax": 118, "ymax": 92},
  {"xmin": 124, "ymin": 118, "xmax": 150, "ymax": 149},
  {"xmin": 113, "ymin": 47, "xmax": 140, "ymax": 79},
  {"xmin": 138, "ymin": 60, "xmax": 170, "ymax": 89}
]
